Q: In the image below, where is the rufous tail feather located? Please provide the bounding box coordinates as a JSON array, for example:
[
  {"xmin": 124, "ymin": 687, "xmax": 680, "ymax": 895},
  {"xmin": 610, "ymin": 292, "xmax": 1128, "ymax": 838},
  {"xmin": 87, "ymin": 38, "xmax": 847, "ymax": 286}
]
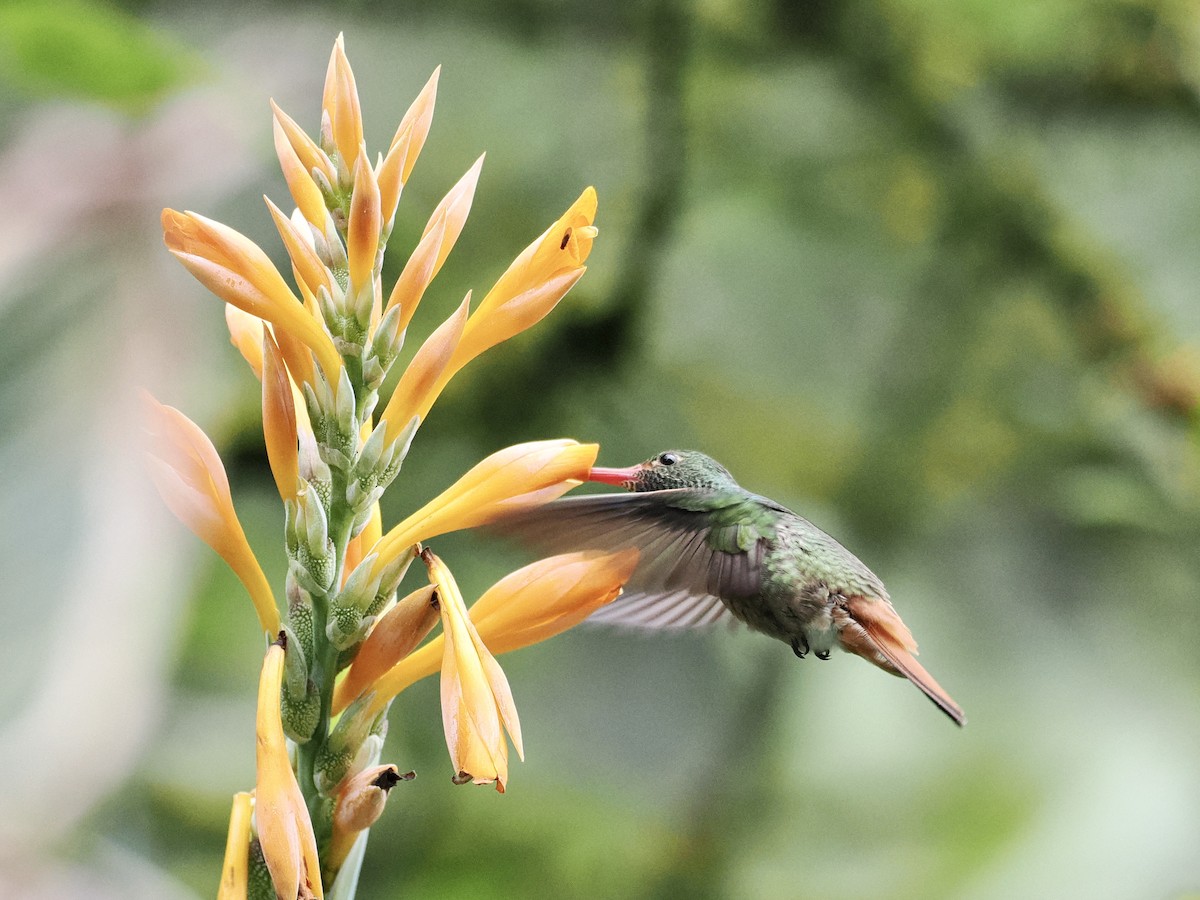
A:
[{"xmin": 838, "ymin": 596, "xmax": 966, "ymax": 727}]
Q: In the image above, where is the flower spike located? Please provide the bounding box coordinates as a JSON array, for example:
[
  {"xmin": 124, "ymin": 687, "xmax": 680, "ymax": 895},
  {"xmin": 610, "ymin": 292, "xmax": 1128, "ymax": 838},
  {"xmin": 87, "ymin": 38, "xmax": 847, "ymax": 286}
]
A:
[{"xmin": 156, "ymin": 35, "xmax": 606, "ymax": 891}]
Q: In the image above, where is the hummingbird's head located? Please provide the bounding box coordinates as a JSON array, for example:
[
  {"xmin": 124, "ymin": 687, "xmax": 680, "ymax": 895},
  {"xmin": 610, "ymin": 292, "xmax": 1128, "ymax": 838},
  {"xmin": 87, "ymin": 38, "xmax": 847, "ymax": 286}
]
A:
[{"xmin": 587, "ymin": 450, "xmax": 739, "ymax": 492}]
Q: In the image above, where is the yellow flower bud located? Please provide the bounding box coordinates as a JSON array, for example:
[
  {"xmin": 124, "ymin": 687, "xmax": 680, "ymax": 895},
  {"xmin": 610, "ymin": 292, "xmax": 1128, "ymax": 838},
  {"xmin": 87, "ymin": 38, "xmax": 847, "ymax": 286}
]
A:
[
  {"xmin": 324, "ymin": 765, "xmax": 412, "ymax": 876},
  {"xmin": 270, "ymin": 103, "xmax": 331, "ymax": 230},
  {"xmin": 322, "ymin": 35, "xmax": 363, "ymax": 169},
  {"xmin": 384, "ymin": 155, "xmax": 483, "ymax": 331},
  {"xmin": 347, "ymin": 150, "xmax": 381, "ymax": 299},
  {"xmin": 377, "ymin": 67, "xmax": 439, "ymax": 225},
  {"xmin": 333, "ymin": 584, "xmax": 439, "ymax": 715},
  {"xmin": 217, "ymin": 792, "xmax": 253, "ymax": 900},
  {"xmin": 262, "ymin": 331, "xmax": 300, "ymax": 502},
  {"xmin": 255, "ymin": 637, "xmax": 323, "ymax": 899}
]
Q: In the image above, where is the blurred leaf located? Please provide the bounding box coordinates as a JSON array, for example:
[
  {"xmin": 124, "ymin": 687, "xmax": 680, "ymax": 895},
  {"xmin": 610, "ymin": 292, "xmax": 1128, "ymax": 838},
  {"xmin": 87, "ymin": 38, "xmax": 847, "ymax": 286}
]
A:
[{"xmin": 0, "ymin": 0, "xmax": 199, "ymax": 112}]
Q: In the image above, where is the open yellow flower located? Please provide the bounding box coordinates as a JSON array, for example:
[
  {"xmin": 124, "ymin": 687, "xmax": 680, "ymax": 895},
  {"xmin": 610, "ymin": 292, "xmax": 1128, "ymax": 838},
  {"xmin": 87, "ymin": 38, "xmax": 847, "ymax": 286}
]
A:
[
  {"xmin": 162, "ymin": 209, "xmax": 342, "ymax": 383},
  {"xmin": 364, "ymin": 439, "xmax": 598, "ymax": 579},
  {"xmin": 353, "ymin": 549, "xmax": 636, "ymax": 718},
  {"xmin": 376, "ymin": 188, "xmax": 596, "ymax": 445},
  {"xmin": 423, "ymin": 550, "xmax": 522, "ymax": 792},
  {"xmin": 142, "ymin": 393, "xmax": 280, "ymax": 634},
  {"xmin": 454, "ymin": 186, "xmax": 597, "ymax": 363},
  {"xmin": 255, "ymin": 637, "xmax": 323, "ymax": 899}
]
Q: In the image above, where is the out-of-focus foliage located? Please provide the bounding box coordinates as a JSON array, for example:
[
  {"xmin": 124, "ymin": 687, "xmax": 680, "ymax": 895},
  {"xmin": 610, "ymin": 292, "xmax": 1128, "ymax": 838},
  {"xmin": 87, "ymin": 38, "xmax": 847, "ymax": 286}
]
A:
[
  {"xmin": 1, "ymin": 1, "xmax": 1199, "ymax": 898},
  {"xmin": 0, "ymin": 0, "xmax": 198, "ymax": 113}
]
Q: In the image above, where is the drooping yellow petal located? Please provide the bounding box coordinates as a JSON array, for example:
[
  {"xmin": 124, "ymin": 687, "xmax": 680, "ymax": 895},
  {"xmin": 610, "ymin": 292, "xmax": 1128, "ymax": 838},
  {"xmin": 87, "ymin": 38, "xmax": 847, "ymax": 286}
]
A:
[
  {"xmin": 378, "ymin": 293, "xmax": 470, "ymax": 444},
  {"xmin": 425, "ymin": 551, "xmax": 520, "ymax": 791},
  {"xmin": 377, "ymin": 67, "xmax": 439, "ymax": 224},
  {"xmin": 217, "ymin": 792, "xmax": 253, "ymax": 900},
  {"xmin": 143, "ymin": 393, "xmax": 280, "ymax": 634},
  {"xmin": 255, "ymin": 638, "xmax": 323, "ymax": 899},
  {"xmin": 347, "ymin": 150, "xmax": 381, "ymax": 296},
  {"xmin": 363, "ymin": 550, "xmax": 636, "ymax": 714},
  {"xmin": 262, "ymin": 332, "xmax": 300, "ymax": 501},
  {"xmin": 366, "ymin": 440, "xmax": 598, "ymax": 577},
  {"xmin": 271, "ymin": 105, "xmax": 329, "ymax": 229},
  {"xmin": 384, "ymin": 155, "xmax": 483, "ymax": 328},
  {"xmin": 162, "ymin": 209, "xmax": 342, "ymax": 383}
]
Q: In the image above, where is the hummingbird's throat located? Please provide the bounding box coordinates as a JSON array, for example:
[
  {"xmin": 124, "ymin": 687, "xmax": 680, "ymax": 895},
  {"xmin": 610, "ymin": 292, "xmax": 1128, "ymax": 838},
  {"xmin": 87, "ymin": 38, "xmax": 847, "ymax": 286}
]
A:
[{"xmin": 586, "ymin": 465, "xmax": 642, "ymax": 489}]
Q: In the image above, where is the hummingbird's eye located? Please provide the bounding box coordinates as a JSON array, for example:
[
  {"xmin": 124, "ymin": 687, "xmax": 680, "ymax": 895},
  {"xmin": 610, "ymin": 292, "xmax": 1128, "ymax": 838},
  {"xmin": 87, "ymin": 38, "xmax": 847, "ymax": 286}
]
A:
[{"xmin": 658, "ymin": 452, "xmax": 678, "ymax": 466}]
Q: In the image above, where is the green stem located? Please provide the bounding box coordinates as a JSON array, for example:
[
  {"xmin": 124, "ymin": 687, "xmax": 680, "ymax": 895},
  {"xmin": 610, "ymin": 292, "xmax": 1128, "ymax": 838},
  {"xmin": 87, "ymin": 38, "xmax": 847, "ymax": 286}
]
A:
[{"xmin": 296, "ymin": 466, "xmax": 357, "ymax": 841}]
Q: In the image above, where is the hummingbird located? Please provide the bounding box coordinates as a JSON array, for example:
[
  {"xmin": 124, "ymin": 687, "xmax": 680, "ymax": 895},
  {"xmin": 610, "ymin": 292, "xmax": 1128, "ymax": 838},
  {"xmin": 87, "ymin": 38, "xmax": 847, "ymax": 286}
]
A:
[{"xmin": 497, "ymin": 450, "xmax": 965, "ymax": 726}]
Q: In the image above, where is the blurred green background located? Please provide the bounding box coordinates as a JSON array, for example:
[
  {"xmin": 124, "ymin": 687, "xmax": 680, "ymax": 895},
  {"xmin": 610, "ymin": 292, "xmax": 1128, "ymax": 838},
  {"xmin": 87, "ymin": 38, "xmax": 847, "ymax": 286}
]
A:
[{"xmin": 2, "ymin": 0, "xmax": 1199, "ymax": 897}]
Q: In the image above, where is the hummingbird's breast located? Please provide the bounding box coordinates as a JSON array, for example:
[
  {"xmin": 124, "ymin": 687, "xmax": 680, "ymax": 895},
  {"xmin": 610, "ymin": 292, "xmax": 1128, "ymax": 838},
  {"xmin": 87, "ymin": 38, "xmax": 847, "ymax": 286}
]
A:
[{"xmin": 752, "ymin": 517, "xmax": 890, "ymax": 653}]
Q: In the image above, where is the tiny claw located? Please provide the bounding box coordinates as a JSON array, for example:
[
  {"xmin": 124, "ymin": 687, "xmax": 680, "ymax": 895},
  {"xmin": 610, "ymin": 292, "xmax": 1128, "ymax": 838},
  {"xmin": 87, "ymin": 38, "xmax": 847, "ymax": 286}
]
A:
[
  {"xmin": 815, "ymin": 650, "xmax": 831, "ymax": 660},
  {"xmin": 791, "ymin": 636, "xmax": 809, "ymax": 659}
]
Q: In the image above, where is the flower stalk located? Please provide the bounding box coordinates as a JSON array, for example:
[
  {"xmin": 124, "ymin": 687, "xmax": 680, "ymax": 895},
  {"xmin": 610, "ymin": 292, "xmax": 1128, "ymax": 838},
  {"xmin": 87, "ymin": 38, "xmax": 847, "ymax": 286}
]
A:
[{"xmin": 149, "ymin": 35, "xmax": 623, "ymax": 899}]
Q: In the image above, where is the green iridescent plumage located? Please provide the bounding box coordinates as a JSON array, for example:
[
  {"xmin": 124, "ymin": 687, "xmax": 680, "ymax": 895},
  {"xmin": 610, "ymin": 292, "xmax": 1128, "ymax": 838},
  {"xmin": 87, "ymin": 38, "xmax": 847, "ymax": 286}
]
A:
[{"xmin": 496, "ymin": 449, "xmax": 965, "ymax": 726}]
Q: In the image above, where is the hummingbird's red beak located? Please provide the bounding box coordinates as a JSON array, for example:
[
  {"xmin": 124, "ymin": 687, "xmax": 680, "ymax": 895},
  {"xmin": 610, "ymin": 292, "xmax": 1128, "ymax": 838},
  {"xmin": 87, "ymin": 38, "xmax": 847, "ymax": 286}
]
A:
[{"xmin": 586, "ymin": 465, "xmax": 642, "ymax": 488}]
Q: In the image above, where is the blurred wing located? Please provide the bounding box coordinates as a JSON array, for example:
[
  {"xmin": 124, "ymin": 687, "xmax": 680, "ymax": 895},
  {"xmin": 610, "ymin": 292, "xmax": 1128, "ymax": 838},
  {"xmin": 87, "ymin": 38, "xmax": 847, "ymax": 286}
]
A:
[{"xmin": 491, "ymin": 490, "xmax": 768, "ymax": 629}]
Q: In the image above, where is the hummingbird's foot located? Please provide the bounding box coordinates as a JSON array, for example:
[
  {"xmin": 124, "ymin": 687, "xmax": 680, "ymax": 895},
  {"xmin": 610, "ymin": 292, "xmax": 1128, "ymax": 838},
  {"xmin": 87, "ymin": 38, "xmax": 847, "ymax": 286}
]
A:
[
  {"xmin": 815, "ymin": 649, "xmax": 831, "ymax": 660},
  {"xmin": 791, "ymin": 636, "xmax": 809, "ymax": 659}
]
